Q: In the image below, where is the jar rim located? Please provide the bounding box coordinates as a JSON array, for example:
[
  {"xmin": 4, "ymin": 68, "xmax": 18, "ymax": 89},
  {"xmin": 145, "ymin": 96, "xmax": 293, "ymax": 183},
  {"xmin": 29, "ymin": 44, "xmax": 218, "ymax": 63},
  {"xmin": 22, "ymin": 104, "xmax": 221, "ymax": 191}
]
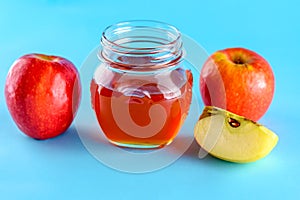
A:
[
  {"xmin": 100, "ymin": 20, "xmax": 183, "ymax": 72},
  {"xmin": 101, "ymin": 20, "xmax": 181, "ymax": 51}
]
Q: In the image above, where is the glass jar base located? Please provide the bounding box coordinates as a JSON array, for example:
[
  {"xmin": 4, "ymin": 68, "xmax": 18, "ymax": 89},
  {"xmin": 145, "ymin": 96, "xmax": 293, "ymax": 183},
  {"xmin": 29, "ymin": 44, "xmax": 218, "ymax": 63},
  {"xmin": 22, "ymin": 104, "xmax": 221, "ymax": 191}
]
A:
[{"xmin": 109, "ymin": 140, "xmax": 173, "ymax": 149}]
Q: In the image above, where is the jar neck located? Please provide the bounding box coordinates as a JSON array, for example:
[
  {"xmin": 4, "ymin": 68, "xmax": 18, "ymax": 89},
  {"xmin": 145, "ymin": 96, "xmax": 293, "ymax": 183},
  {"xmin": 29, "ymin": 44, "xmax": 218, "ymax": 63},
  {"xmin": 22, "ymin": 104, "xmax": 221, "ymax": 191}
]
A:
[{"xmin": 99, "ymin": 20, "xmax": 183, "ymax": 72}]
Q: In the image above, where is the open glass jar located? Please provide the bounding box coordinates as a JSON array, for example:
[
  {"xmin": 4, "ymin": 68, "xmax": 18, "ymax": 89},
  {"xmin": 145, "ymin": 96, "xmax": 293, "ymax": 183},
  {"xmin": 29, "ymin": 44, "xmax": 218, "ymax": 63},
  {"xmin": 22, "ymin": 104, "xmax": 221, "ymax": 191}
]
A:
[{"xmin": 90, "ymin": 20, "xmax": 193, "ymax": 149}]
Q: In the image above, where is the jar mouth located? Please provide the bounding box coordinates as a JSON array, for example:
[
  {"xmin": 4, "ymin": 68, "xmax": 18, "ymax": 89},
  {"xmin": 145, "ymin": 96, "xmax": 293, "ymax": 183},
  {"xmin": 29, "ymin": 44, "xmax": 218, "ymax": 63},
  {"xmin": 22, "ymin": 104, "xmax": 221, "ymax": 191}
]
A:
[
  {"xmin": 102, "ymin": 20, "xmax": 181, "ymax": 50},
  {"xmin": 100, "ymin": 20, "xmax": 183, "ymax": 71}
]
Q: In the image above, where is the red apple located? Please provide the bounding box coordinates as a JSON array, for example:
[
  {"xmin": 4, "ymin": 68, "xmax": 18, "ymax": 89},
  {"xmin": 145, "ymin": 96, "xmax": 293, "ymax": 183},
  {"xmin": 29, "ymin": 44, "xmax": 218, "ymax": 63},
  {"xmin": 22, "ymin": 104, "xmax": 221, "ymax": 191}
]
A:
[
  {"xmin": 5, "ymin": 54, "xmax": 81, "ymax": 139},
  {"xmin": 200, "ymin": 47, "xmax": 274, "ymax": 121}
]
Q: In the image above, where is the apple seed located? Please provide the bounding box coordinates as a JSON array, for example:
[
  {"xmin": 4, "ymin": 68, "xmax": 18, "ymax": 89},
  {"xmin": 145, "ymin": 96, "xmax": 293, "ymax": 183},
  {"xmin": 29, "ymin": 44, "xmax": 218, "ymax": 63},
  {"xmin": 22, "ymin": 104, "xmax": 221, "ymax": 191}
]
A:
[{"xmin": 228, "ymin": 117, "xmax": 240, "ymax": 128}]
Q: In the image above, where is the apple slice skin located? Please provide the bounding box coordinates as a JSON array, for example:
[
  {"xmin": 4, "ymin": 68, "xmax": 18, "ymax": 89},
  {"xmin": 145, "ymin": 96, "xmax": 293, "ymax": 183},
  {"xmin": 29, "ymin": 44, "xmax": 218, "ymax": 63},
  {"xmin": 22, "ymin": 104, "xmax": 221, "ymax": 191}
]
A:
[
  {"xmin": 194, "ymin": 106, "xmax": 278, "ymax": 163},
  {"xmin": 5, "ymin": 54, "xmax": 81, "ymax": 140}
]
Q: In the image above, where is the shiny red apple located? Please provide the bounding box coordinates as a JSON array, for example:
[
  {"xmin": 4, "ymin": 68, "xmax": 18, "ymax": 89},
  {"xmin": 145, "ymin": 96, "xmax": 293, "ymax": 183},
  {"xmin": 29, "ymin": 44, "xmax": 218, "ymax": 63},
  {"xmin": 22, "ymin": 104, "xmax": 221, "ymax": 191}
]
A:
[
  {"xmin": 5, "ymin": 54, "xmax": 81, "ymax": 139},
  {"xmin": 200, "ymin": 47, "xmax": 274, "ymax": 121}
]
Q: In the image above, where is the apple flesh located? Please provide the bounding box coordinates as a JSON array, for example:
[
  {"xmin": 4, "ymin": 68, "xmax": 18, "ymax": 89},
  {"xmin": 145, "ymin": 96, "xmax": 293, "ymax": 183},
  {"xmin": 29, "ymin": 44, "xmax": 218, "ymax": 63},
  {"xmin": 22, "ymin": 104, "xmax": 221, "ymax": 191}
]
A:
[
  {"xmin": 200, "ymin": 47, "xmax": 275, "ymax": 121},
  {"xmin": 5, "ymin": 54, "xmax": 81, "ymax": 140},
  {"xmin": 194, "ymin": 106, "xmax": 278, "ymax": 163}
]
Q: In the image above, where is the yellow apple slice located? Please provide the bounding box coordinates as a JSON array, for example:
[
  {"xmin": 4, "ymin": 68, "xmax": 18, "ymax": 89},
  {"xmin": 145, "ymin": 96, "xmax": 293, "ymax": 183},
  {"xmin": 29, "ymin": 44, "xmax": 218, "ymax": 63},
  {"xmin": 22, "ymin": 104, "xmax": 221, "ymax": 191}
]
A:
[{"xmin": 194, "ymin": 106, "xmax": 278, "ymax": 163}]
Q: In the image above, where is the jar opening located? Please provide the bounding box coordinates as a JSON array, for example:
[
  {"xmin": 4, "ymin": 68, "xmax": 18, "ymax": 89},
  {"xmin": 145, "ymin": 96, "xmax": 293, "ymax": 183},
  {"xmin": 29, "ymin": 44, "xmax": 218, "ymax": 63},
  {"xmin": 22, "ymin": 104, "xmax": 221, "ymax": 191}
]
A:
[{"xmin": 100, "ymin": 20, "xmax": 183, "ymax": 71}]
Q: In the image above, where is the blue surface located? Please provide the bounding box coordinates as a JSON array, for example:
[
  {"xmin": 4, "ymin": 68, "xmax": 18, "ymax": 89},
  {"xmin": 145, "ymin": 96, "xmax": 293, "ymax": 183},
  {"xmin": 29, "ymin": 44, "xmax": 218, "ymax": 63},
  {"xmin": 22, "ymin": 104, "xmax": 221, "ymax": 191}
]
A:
[{"xmin": 1, "ymin": 0, "xmax": 299, "ymax": 199}]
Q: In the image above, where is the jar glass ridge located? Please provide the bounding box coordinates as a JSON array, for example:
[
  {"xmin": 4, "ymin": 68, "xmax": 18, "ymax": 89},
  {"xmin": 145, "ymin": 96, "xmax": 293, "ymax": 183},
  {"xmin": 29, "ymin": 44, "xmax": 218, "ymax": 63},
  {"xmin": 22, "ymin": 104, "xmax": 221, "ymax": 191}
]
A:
[{"xmin": 100, "ymin": 20, "xmax": 183, "ymax": 71}]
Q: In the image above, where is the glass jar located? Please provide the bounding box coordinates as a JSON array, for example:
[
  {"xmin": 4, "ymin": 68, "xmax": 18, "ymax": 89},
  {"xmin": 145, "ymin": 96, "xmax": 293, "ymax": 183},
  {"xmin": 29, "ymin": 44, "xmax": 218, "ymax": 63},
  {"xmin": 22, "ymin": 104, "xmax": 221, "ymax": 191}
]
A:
[{"xmin": 90, "ymin": 20, "xmax": 193, "ymax": 149}]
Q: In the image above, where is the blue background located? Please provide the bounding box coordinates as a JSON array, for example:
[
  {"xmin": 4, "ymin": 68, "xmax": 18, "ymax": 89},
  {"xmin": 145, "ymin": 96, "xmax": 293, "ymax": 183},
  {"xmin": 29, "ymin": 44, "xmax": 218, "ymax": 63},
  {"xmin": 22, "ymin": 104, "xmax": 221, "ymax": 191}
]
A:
[{"xmin": 1, "ymin": 0, "xmax": 299, "ymax": 199}]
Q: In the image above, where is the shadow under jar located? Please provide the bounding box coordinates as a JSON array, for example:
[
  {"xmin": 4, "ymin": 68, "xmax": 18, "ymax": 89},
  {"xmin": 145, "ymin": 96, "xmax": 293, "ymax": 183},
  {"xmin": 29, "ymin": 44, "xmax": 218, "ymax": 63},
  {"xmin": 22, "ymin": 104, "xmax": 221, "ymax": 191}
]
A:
[{"xmin": 90, "ymin": 20, "xmax": 193, "ymax": 149}]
